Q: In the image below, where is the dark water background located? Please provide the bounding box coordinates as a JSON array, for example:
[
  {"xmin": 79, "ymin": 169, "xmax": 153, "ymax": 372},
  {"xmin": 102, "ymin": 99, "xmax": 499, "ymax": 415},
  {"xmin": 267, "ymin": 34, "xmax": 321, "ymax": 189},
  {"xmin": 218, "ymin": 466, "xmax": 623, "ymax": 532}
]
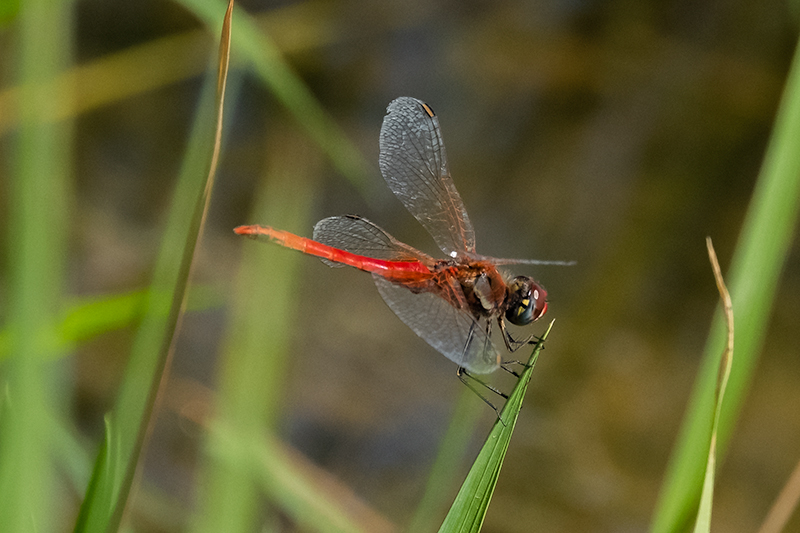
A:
[{"xmin": 3, "ymin": 0, "xmax": 799, "ymax": 531}]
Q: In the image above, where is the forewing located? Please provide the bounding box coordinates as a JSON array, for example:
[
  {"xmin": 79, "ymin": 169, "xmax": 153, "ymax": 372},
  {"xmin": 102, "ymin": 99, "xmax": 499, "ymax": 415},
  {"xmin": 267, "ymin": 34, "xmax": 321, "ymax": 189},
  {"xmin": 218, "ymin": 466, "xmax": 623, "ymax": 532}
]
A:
[
  {"xmin": 312, "ymin": 215, "xmax": 433, "ymax": 266},
  {"xmin": 379, "ymin": 97, "xmax": 476, "ymax": 256},
  {"xmin": 372, "ymin": 275, "xmax": 501, "ymax": 374}
]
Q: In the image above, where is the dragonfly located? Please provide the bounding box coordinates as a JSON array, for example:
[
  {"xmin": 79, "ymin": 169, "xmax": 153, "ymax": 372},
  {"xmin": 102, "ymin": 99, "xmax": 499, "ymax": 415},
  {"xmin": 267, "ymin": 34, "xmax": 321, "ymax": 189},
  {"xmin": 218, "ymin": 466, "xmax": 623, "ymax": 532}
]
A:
[{"xmin": 236, "ymin": 97, "xmax": 567, "ymax": 380}]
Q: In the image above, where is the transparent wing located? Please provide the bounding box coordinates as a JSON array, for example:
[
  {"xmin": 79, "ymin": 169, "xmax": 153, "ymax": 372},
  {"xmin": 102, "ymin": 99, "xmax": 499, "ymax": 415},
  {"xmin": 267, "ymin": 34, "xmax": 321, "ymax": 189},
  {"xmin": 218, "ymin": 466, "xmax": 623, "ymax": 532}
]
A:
[
  {"xmin": 379, "ymin": 97, "xmax": 476, "ymax": 256},
  {"xmin": 373, "ymin": 275, "xmax": 501, "ymax": 374},
  {"xmin": 312, "ymin": 215, "xmax": 434, "ymax": 266}
]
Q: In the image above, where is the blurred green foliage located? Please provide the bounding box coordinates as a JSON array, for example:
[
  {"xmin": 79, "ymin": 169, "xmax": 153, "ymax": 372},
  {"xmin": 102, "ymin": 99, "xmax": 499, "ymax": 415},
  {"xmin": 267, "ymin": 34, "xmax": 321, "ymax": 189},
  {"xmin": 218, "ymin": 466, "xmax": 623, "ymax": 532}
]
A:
[{"xmin": 1, "ymin": 0, "xmax": 799, "ymax": 532}]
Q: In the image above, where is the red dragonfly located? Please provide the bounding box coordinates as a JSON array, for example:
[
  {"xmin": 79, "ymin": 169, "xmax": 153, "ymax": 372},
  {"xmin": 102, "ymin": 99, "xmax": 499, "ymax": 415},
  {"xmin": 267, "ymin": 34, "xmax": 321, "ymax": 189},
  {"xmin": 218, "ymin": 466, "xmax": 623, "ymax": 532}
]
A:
[{"xmin": 236, "ymin": 97, "xmax": 566, "ymax": 376}]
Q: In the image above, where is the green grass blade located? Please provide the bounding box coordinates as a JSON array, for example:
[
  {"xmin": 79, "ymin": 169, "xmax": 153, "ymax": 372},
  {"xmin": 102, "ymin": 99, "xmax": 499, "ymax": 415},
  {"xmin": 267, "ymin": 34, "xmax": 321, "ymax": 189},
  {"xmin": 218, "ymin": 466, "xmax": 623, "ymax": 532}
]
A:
[
  {"xmin": 438, "ymin": 322, "xmax": 554, "ymax": 533},
  {"xmin": 692, "ymin": 240, "xmax": 734, "ymax": 533},
  {"xmin": 651, "ymin": 33, "xmax": 800, "ymax": 533},
  {"xmin": 757, "ymin": 459, "xmax": 800, "ymax": 533},
  {"xmin": 73, "ymin": 4, "xmax": 233, "ymax": 531},
  {"xmin": 73, "ymin": 416, "xmax": 116, "ymax": 532},
  {"xmin": 178, "ymin": 0, "xmax": 370, "ymax": 189},
  {"xmin": 0, "ymin": 285, "xmax": 222, "ymax": 361},
  {"xmin": 0, "ymin": 0, "xmax": 74, "ymax": 530},
  {"xmin": 57, "ymin": 286, "xmax": 222, "ymax": 347},
  {"xmin": 203, "ymin": 425, "xmax": 397, "ymax": 533},
  {"xmin": 407, "ymin": 388, "xmax": 483, "ymax": 533},
  {"xmin": 191, "ymin": 125, "xmax": 321, "ymax": 532},
  {"xmin": 252, "ymin": 433, "xmax": 397, "ymax": 533}
]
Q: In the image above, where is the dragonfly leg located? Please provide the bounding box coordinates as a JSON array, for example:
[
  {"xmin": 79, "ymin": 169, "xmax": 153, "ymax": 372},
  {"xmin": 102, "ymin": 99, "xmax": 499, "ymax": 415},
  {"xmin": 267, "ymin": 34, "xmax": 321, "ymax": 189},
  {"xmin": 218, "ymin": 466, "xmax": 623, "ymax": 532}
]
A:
[
  {"xmin": 456, "ymin": 319, "xmax": 511, "ymax": 422},
  {"xmin": 457, "ymin": 367, "xmax": 508, "ymax": 426},
  {"xmin": 497, "ymin": 318, "xmax": 543, "ymax": 372},
  {"xmin": 499, "ymin": 362, "xmax": 523, "ymax": 378},
  {"xmin": 498, "ymin": 317, "xmax": 542, "ymax": 353},
  {"xmin": 461, "ymin": 316, "xmax": 500, "ymax": 370}
]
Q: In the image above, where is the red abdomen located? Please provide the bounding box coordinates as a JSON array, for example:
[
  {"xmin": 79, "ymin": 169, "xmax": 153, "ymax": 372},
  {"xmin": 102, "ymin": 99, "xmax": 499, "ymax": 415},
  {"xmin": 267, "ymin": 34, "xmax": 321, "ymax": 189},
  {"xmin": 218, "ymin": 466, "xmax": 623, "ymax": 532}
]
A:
[{"xmin": 234, "ymin": 225, "xmax": 433, "ymax": 284}]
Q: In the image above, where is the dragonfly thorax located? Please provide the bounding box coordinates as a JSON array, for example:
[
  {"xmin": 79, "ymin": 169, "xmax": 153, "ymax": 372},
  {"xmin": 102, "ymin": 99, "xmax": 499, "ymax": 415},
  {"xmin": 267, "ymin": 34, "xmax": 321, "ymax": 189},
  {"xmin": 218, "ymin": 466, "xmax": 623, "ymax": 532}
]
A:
[{"xmin": 451, "ymin": 262, "xmax": 507, "ymax": 318}]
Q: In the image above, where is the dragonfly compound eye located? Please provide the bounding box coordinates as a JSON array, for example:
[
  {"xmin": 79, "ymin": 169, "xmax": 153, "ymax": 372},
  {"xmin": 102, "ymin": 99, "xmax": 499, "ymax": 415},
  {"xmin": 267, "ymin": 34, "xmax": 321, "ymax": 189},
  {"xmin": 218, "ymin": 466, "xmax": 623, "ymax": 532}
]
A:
[{"xmin": 505, "ymin": 276, "xmax": 548, "ymax": 326}]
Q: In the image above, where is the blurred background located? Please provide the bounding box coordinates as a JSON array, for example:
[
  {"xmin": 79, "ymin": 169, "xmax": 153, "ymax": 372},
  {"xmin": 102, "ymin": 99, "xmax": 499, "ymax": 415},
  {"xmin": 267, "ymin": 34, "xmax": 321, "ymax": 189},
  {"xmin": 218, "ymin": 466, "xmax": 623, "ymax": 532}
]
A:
[{"xmin": 2, "ymin": 0, "xmax": 800, "ymax": 531}]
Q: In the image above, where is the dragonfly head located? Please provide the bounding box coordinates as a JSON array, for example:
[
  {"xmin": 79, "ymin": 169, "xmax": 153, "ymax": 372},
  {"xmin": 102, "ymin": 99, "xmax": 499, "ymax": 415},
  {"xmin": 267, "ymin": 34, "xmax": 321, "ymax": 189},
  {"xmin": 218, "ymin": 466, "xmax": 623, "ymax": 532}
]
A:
[{"xmin": 505, "ymin": 276, "xmax": 548, "ymax": 326}]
